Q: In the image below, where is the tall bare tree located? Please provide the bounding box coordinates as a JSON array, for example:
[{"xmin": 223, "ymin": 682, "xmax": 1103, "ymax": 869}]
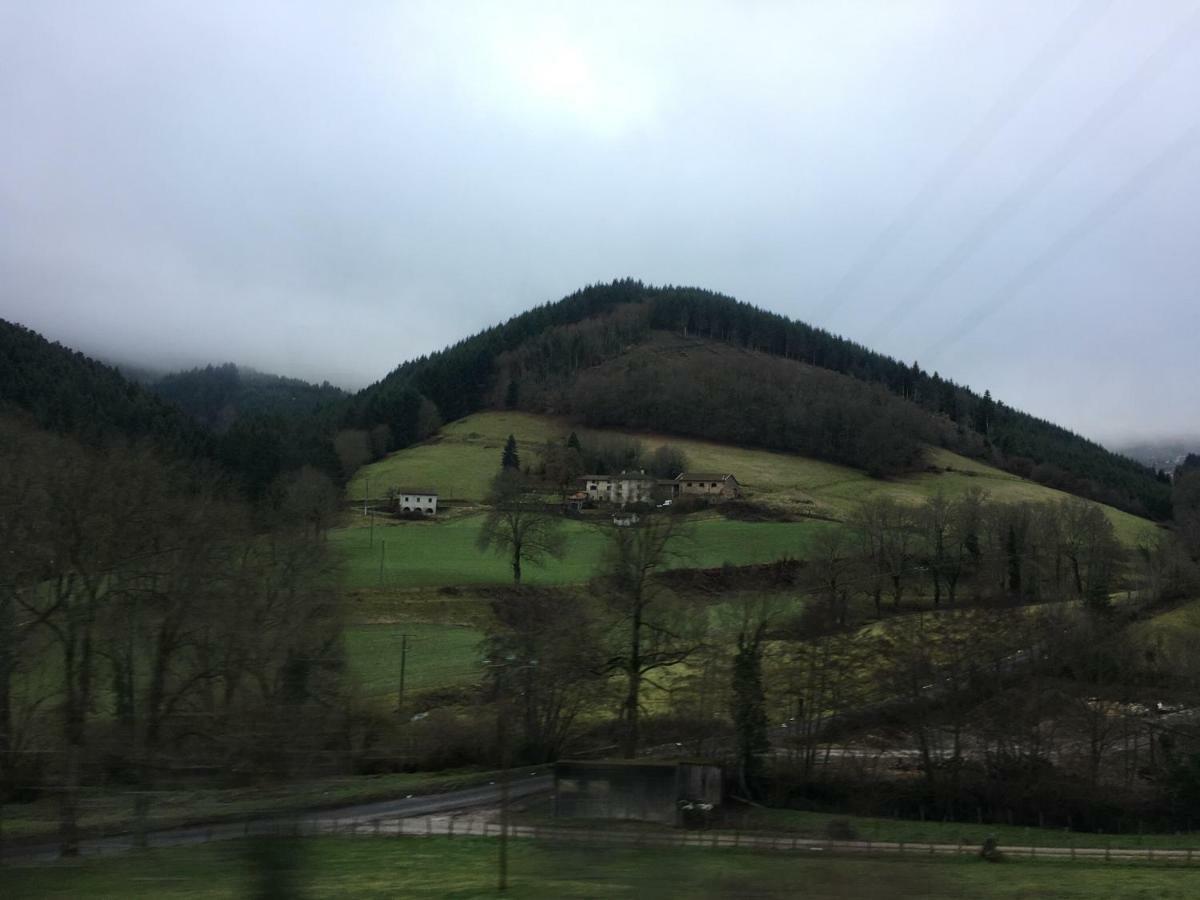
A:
[
  {"xmin": 599, "ymin": 514, "xmax": 702, "ymax": 757},
  {"xmin": 476, "ymin": 471, "xmax": 566, "ymax": 584}
]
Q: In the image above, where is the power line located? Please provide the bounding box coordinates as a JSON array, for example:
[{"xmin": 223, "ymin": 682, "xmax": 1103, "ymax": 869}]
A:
[
  {"xmin": 924, "ymin": 120, "xmax": 1200, "ymax": 364},
  {"xmin": 811, "ymin": 0, "xmax": 1113, "ymax": 327},
  {"xmin": 864, "ymin": 2, "xmax": 1200, "ymax": 345}
]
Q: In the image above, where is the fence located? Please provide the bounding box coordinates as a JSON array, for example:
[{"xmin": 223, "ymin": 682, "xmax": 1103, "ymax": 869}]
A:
[{"xmin": 13, "ymin": 811, "xmax": 1198, "ymax": 867}]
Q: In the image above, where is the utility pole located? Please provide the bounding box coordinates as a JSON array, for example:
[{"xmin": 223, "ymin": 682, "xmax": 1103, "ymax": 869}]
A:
[
  {"xmin": 397, "ymin": 633, "xmax": 409, "ymax": 715},
  {"xmin": 363, "ymin": 475, "xmax": 369, "ymax": 517},
  {"xmin": 379, "ymin": 539, "xmax": 385, "ymax": 585},
  {"xmin": 497, "ymin": 662, "xmax": 509, "ymax": 893}
]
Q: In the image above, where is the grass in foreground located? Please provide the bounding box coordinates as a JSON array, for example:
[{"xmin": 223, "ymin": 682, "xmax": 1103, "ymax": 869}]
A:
[
  {"xmin": 3, "ymin": 835, "xmax": 1198, "ymax": 898},
  {"xmin": 735, "ymin": 807, "xmax": 1200, "ymax": 852}
]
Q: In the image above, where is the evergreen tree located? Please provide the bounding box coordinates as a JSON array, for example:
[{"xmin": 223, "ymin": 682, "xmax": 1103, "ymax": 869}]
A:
[
  {"xmin": 566, "ymin": 431, "xmax": 581, "ymax": 452},
  {"xmin": 501, "ymin": 434, "xmax": 520, "ymax": 470},
  {"xmin": 731, "ymin": 632, "xmax": 769, "ymax": 797}
]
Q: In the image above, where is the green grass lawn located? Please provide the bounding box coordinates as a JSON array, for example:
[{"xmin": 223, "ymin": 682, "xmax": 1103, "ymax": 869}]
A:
[
  {"xmin": 329, "ymin": 514, "xmax": 839, "ymax": 589},
  {"xmin": 4, "ymin": 835, "xmax": 1198, "ymax": 898},
  {"xmin": 350, "ymin": 411, "xmax": 1157, "ymax": 547},
  {"xmin": 347, "ymin": 412, "xmax": 563, "ymax": 503}
]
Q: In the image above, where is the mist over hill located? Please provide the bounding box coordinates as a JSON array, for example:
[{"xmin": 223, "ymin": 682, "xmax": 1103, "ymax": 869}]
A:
[{"xmin": 147, "ymin": 363, "xmax": 346, "ymax": 433}]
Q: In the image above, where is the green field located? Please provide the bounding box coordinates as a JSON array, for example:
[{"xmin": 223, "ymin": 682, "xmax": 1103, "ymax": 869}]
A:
[
  {"xmin": 350, "ymin": 411, "xmax": 1157, "ymax": 546},
  {"xmin": 347, "ymin": 411, "xmax": 563, "ymax": 502},
  {"xmin": 330, "ymin": 514, "xmax": 838, "ymax": 589},
  {"xmin": 3, "ymin": 836, "xmax": 1197, "ymax": 898},
  {"xmin": 344, "ymin": 622, "xmax": 485, "ymax": 700}
]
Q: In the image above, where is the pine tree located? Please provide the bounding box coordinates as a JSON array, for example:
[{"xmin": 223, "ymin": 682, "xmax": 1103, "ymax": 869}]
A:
[
  {"xmin": 731, "ymin": 632, "xmax": 769, "ymax": 796},
  {"xmin": 566, "ymin": 431, "xmax": 581, "ymax": 452},
  {"xmin": 501, "ymin": 434, "xmax": 520, "ymax": 470}
]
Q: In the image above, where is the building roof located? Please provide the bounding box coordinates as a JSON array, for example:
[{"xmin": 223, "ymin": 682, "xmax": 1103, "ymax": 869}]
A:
[
  {"xmin": 396, "ymin": 488, "xmax": 439, "ymax": 496},
  {"xmin": 579, "ymin": 471, "xmax": 657, "ymax": 481},
  {"xmin": 555, "ymin": 757, "xmax": 722, "ymax": 770},
  {"xmin": 676, "ymin": 472, "xmax": 736, "ymax": 482}
]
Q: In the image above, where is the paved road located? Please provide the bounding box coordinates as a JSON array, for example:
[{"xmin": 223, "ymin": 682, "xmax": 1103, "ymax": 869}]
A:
[{"xmin": 1, "ymin": 771, "xmax": 553, "ymax": 863}]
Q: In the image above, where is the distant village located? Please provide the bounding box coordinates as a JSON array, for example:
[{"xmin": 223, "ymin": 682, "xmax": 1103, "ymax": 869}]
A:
[
  {"xmin": 572, "ymin": 471, "xmax": 740, "ymax": 509},
  {"xmin": 383, "ymin": 471, "xmax": 741, "ymax": 519}
]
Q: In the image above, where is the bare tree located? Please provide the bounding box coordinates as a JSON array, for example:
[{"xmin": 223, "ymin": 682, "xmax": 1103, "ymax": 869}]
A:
[
  {"xmin": 476, "ymin": 471, "xmax": 566, "ymax": 584},
  {"xmin": 484, "ymin": 586, "xmax": 602, "ymax": 761},
  {"xmin": 598, "ymin": 514, "xmax": 702, "ymax": 757}
]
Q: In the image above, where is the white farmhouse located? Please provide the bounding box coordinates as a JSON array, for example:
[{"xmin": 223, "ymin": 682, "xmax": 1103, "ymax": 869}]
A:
[
  {"xmin": 397, "ymin": 488, "xmax": 438, "ymax": 516},
  {"xmin": 579, "ymin": 471, "xmax": 658, "ymax": 506}
]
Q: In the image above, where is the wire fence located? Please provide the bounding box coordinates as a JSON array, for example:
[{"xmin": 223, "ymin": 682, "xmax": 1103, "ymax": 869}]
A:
[{"xmin": 8, "ymin": 807, "xmax": 1200, "ymax": 867}]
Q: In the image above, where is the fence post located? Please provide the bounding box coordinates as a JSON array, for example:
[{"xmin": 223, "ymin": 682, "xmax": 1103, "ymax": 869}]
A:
[
  {"xmin": 448, "ymin": 818, "xmax": 455, "ymax": 839},
  {"xmin": 899, "ymin": 841, "xmax": 905, "ymax": 855},
  {"xmin": 426, "ymin": 817, "xmax": 432, "ymax": 837}
]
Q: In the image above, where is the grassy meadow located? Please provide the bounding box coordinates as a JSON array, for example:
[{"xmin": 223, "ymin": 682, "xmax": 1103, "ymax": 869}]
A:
[
  {"xmin": 349, "ymin": 411, "xmax": 1158, "ymax": 546},
  {"xmin": 4, "ymin": 835, "xmax": 1198, "ymax": 898},
  {"xmin": 329, "ymin": 513, "xmax": 839, "ymax": 589},
  {"xmin": 344, "ymin": 622, "xmax": 485, "ymax": 702}
]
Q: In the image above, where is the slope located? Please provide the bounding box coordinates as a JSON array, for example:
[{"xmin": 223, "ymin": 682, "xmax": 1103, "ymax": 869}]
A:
[
  {"xmin": 347, "ymin": 280, "xmax": 1170, "ymax": 519},
  {"xmin": 350, "ymin": 410, "xmax": 1157, "ymax": 549}
]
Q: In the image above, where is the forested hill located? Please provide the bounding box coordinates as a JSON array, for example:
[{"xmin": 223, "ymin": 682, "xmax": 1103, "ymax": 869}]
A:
[
  {"xmin": 0, "ymin": 320, "xmax": 343, "ymax": 499},
  {"xmin": 0, "ymin": 318, "xmax": 212, "ymax": 459},
  {"xmin": 345, "ymin": 280, "xmax": 1171, "ymax": 520},
  {"xmin": 148, "ymin": 363, "xmax": 346, "ymax": 432}
]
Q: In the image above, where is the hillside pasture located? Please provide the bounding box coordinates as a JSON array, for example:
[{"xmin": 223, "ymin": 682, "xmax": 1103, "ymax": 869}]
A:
[
  {"xmin": 344, "ymin": 622, "xmax": 485, "ymax": 702},
  {"xmin": 329, "ymin": 514, "xmax": 838, "ymax": 589},
  {"xmin": 350, "ymin": 412, "xmax": 1157, "ymax": 547}
]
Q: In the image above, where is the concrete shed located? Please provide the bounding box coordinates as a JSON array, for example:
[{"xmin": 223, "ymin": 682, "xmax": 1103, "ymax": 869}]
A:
[{"xmin": 552, "ymin": 759, "xmax": 723, "ymax": 827}]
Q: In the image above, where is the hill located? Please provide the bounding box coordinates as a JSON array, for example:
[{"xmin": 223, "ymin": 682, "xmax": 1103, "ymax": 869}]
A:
[
  {"xmin": 0, "ymin": 318, "xmax": 211, "ymax": 458},
  {"xmin": 0, "ymin": 320, "xmax": 343, "ymax": 497},
  {"xmin": 344, "ymin": 281, "xmax": 1172, "ymax": 520},
  {"xmin": 148, "ymin": 363, "xmax": 346, "ymax": 432}
]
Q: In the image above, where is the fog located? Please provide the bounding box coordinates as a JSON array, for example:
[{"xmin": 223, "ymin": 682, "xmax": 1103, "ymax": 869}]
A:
[{"xmin": 2, "ymin": 1, "xmax": 1197, "ymax": 443}]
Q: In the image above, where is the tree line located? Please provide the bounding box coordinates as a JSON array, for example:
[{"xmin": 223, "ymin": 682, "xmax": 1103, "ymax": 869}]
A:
[{"xmin": 0, "ymin": 416, "xmax": 347, "ymax": 855}]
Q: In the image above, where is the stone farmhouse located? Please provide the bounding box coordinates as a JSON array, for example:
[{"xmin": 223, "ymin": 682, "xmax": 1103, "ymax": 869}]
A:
[
  {"xmin": 580, "ymin": 471, "xmax": 740, "ymax": 506},
  {"xmin": 675, "ymin": 472, "xmax": 740, "ymax": 499}
]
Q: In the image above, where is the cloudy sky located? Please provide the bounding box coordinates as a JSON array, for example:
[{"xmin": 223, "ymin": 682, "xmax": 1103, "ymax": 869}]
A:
[{"xmin": 2, "ymin": 1, "xmax": 1197, "ymax": 444}]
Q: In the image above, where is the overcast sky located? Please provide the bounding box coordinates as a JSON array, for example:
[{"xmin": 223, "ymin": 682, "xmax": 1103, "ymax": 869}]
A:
[{"xmin": 2, "ymin": 1, "xmax": 1197, "ymax": 444}]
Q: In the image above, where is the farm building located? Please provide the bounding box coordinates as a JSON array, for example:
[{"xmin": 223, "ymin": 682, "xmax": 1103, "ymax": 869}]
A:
[
  {"xmin": 675, "ymin": 472, "xmax": 740, "ymax": 499},
  {"xmin": 553, "ymin": 759, "xmax": 723, "ymax": 827},
  {"xmin": 579, "ymin": 471, "xmax": 658, "ymax": 506},
  {"xmin": 396, "ymin": 488, "xmax": 438, "ymax": 515}
]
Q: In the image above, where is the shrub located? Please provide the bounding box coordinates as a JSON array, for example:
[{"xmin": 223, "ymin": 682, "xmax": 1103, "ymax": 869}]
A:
[{"xmin": 824, "ymin": 818, "xmax": 859, "ymax": 841}]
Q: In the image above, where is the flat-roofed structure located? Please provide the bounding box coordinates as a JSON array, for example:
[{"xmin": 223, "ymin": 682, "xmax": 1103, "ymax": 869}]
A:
[{"xmin": 553, "ymin": 758, "xmax": 723, "ymax": 826}]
